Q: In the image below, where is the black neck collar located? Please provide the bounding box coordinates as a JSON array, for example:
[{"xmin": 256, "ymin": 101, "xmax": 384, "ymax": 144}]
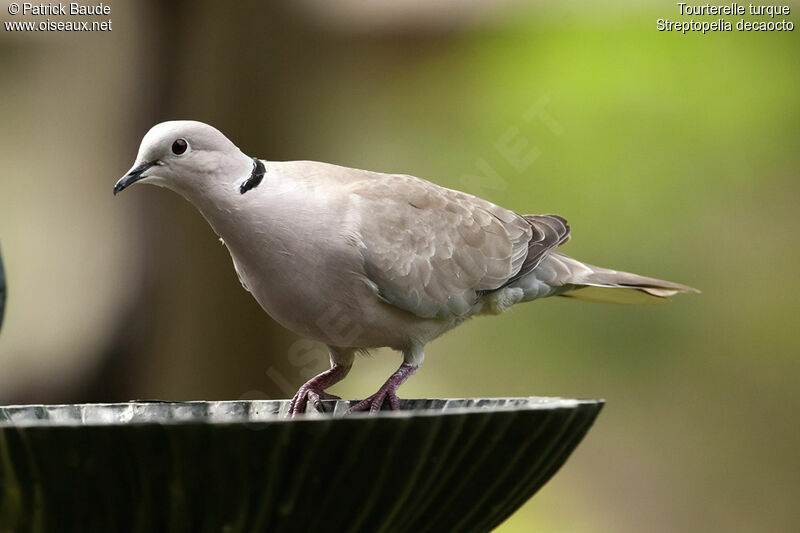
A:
[{"xmin": 240, "ymin": 158, "xmax": 266, "ymax": 194}]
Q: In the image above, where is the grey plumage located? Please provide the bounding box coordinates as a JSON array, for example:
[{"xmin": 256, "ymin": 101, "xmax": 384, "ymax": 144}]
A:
[
  {"xmin": 497, "ymin": 214, "xmax": 571, "ymax": 289},
  {"xmin": 350, "ymin": 170, "xmax": 695, "ymax": 314},
  {"xmin": 354, "ymin": 172, "xmax": 533, "ymax": 319},
  {"xmin": 530, "ymin": 252, "xmax": 698, "ymax": 303}
]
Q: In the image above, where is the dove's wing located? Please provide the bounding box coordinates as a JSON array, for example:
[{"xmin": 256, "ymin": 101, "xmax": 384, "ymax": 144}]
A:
[
  {"xmin": 500, "ymin": 214, "xmax": 570, "ymax": 287},
  {"xmin": 349, "ymin": 173, "xmax": 568, "ymax": 319}
]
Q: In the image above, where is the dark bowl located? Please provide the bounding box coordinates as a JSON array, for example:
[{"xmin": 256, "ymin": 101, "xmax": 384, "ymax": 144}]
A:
[{"xmin": 0, "ymin": 397, "xmax": 603, "ymax": 532}]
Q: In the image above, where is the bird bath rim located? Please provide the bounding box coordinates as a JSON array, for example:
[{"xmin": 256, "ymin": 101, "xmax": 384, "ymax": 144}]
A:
[{"xmin": 0, "ymin": 396, "xmax": 604, "ymax": 427}]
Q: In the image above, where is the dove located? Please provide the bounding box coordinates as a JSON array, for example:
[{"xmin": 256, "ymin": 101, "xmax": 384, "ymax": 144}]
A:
[{"xmin": 114, "ymin": 121, "xmax": 698, "ymax": 415}]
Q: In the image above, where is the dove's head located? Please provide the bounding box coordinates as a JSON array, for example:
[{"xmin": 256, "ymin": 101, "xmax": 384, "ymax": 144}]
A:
[{"xmin": 114, "ymin": 121, "xmax": 252, "ymax": 201}]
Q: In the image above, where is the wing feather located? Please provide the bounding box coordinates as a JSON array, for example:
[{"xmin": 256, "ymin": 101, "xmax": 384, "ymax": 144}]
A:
[{"xmin": 351, "ymin": 173, "xmax": 538, "ymax": 318}]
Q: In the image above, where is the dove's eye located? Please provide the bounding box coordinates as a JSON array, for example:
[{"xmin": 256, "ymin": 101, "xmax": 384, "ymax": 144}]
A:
[{"xmin": 171, "ymin": 138, "xmax": 188, "ymax": 156}]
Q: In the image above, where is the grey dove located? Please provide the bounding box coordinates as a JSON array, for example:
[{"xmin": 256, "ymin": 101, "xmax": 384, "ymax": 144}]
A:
[{"xmin": 114, "ymin": 121, "xmax": 698, "ymax": 415}]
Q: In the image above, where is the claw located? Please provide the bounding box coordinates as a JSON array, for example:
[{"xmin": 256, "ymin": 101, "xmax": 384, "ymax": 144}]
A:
[
  {"xmin": 347, "ymin": 363, "xmax": 417, "ymax": 415},
  {"xmin": 347, "ymin": 389, "xmax": 399, "ymax": 414},
  {"xmin": 287, "ymin": 363, "xmax": 350, "ymax": 416}
]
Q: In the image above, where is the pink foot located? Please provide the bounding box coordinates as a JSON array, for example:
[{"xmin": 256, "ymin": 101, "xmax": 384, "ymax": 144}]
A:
[
  {"xmin": 347, "ymin": 363, "xmax": 418, "ymax": 414},
  {"xmin": 288, "ymin": 363, "xmax": 351, "ymax": 416}
]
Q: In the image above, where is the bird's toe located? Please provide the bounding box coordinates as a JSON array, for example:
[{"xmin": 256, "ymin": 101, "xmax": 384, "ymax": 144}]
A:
[
  {"xmin": 288, "ymin": 386, "xmax": 341, "ymax": 416},
  {"xmin": 346, "ymin": 389, "xmax": 400, "ymax": 414},
  {"xmin": 387, "ymin": 391, "xmax": 400, "ymax": 411},
  {"xmin": 368, "ymin": 393, "xmax": 386, "ymax": 414},
  {"xmin": 288, "ymin": 391, "xmax": 305, "ymax": 416}
]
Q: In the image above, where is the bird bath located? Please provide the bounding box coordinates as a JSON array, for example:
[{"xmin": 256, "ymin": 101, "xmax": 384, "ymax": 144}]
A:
[{"xmin": 0, "ymin": 397, "xmax": 602, "ymax": 532}]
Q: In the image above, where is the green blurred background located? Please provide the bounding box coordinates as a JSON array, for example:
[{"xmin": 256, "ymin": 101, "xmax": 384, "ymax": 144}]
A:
[{"xmin": 1, "ymin": 1, "xmax": 798, "ymax": 531}]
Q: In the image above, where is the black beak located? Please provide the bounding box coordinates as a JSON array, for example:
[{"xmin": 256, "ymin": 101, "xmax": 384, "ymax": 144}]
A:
[{"xmin": 113, "ymin": 161, "xmax": 157, "ymax": 195}]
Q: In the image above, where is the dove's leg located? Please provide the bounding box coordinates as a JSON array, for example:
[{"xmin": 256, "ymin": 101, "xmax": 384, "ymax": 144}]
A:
[
  {"xmin": 289, "ymin": 347, "xmax": 353, "ymax": 415},
  {"xmin": 347, "ymin": 347, "xmax": 423, "ymax": 414}
]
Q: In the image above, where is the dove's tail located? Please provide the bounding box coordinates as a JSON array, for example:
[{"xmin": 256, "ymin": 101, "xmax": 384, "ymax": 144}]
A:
[{"xmin": 531, "ymin": 252, "xmax": 699, "ymax": 304}]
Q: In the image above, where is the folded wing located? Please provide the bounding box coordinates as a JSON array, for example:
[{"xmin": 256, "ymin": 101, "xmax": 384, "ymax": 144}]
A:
[{"xmin": 351, "ymin": 173, "xmax": 568, "ymax": 319}]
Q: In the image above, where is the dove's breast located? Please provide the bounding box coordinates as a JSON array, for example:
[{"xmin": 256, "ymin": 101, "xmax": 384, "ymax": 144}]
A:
[{"xmin": 201, "ymin": 169, "xmax": 449, "ymax": 350}]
